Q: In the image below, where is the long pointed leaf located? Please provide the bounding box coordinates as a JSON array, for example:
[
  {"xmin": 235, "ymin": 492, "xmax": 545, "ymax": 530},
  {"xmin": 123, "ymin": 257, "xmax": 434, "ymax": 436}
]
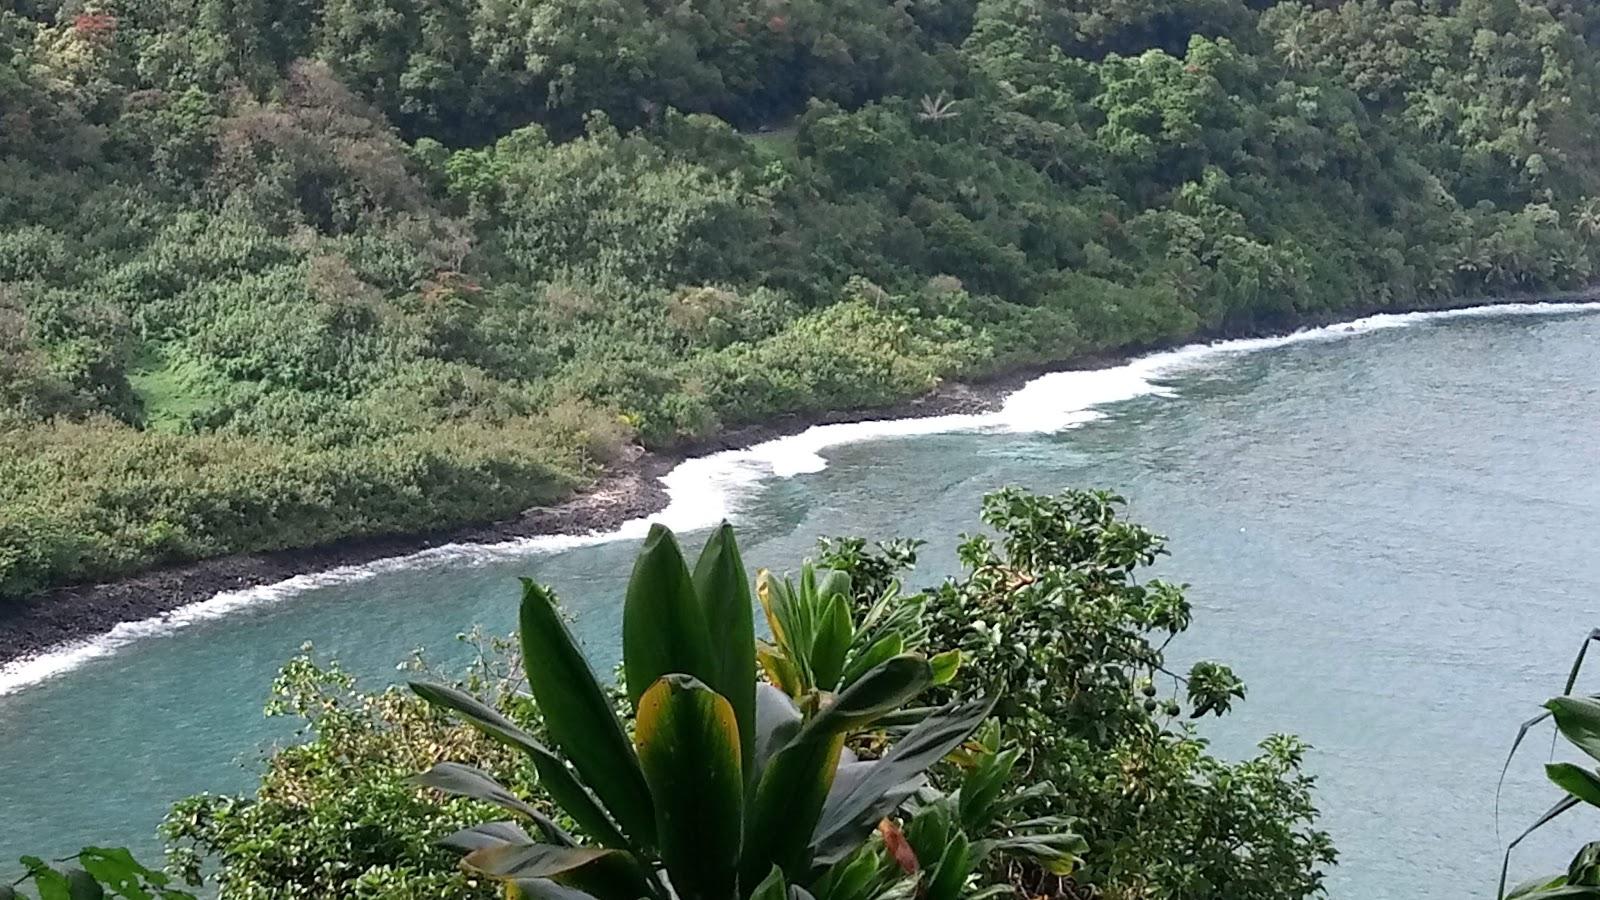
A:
[
  {"xmin": 810, "ymin": 595, "xmax": 853, "ymax": 692},
  {"xmin": 1501, "ymin": 795, "xmax": 1584, "ymax": 899},
  {"xmin": 414, "ymin": 763, "xmax": 572, "ymax": 845},
  {"xmin": 1551, "ymin": 697, "xmax": 1600, "ymax": 765},
  {"xmin": 520, "ymin": 581, "xmax": 657, "ymax": 846},
  {"xmin": 465, "ymin": 841, "xmax": 648, "ymax": 900},
  {"xmin": 743, "ymin": 730, "xmax": 847, "ymax": 885},
  {"xmin": 442, "ymin": 821, "xmax": 534, "ymax": 853},
  {"xmin": 625, "ymin": 526, "xmax": 719, "ymax": 707},
  {"xmin": 693, "ymin": 522, "xmax": 758, "ymax": 780},
  {"xmin": 1549, "ymin": 764, "xmax": 1600, "ymax": 807},
  {"xmin": 811, "ymin": 697, "xmax": 994, "ymax": 863},
  {"xmin": 410, "ymin": 681, "xmax": 628, "ymax": 848},
  {"xmin": 801, "ymin": 655, "xmax": 933, "ymax": 741},
  {"xmin": 636, "ymin": 674, "xmax": 744, "ymax": 900},
  {"xmin": 840, "ymin": 635, "xmax": 904, "ymax": 691}
]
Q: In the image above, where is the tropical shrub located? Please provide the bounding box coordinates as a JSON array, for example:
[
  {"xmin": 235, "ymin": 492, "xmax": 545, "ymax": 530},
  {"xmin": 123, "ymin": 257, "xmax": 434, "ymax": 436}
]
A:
[
  {"xmin": 409, "ymin": 523, "xmax": 995, "ymax": 900},
  {"xmin": 825, "ymin": 489, "xmax": 1335, "ymax": 900},
  {"xmin": 754, "ymin": 560, "xmax": 958, "ymax": 699},
  {"xmin": 162, "ymin": 636, "xmax": 532, "ymax": 898}
]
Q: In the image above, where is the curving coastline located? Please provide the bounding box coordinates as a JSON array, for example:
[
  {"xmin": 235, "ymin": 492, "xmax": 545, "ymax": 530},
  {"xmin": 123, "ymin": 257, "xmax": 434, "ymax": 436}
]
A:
[{"xmin": 3, "ymin": 294, "xmax": 1599, "ymax": 696}]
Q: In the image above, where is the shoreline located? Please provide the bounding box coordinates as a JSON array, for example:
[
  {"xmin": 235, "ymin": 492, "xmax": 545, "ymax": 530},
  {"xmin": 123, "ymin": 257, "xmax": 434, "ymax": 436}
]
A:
[{"xmin": 3, "ymin": 289, "xmax": 1597, "ymax": 672}]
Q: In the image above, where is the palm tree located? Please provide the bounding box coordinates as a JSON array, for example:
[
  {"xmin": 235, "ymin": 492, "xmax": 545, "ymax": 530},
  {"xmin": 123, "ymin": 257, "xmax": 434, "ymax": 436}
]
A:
[
  {"xmin": 918, "ymin": 92, "xmax": 959, "ymax": 122},
  {"xmin": 1573, "ymin": 198, "xmax": 1600, "ymax": 240}
]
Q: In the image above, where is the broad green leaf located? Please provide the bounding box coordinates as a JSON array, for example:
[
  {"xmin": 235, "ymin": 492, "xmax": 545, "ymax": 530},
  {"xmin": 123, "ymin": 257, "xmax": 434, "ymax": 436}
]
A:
[
  {"xmin": 1549, "ymin": 764, "xmax": 1600, "ymax": 807},
  {"xmin": 801, "ymin": 655, "xmax": 933, "ymax": 740},
  {"xmin": 441, "ymin": 821, "xmax": 534, "ymax": 853},
  {"xmin": 810, "ymin": 594, "xmax": 853, "ymax": 692},
  {"xmin": 839, "ymin": 635, "xmax": 903, "ymax": 690},
  {"xmin": 754, "ymin": 682, "xmax": 803, "ymax": 776},
  {"xmin": 26, "ymin": 859, "xmax": 72, "ymax": 900},
  {"xmin": 924, "ymin": 832, "xmax": 971, "ymax": 900},
  {"xmin": 1551, "ymin": 697, "xmax": 1600, "ymax": 765},
  {"xmin": 816, "ymin": 570, "xmax": 852, "ymax": 606},
  {"xmin": 624, "ymin": 526, "xmax": 719, "ymax": 707},
  {"xmin": 692, "ymin": 522, "xmax": 759, "ymax": 780},
  {"xmin": 409, "ymin": 681, "xmax": 628, "ymax": 848},
  {"xmin": 78, "ymin": 847, "xmax": 159, "ymax": 898},
  {"xmin": 811, "ymin": 697, "xmax": 994, "ymax": 863},
  {"xmin": 928, "ymin": 650, "xmax": 961, "ymax": 686},
  {"xmin": 464, "ymin": 842, "xmax": 648, "ymax": 900},
  {"xmin": 635, "ymin": 675, "xmax": 744, "ymax": 900},
  {"xmin": 743, "ymin": 729, "xmax": 847, "ymax": 885},
  {"xmin": 415, "ymin": 762, "xmax": 572, "ymax": 844},
  {"xmin": 749, "ymin": 866, "xmax": 789, "ymax": 900},
  {"xmin": 521, "ymin": 581, "xmax": 657, "ymax": 846}
]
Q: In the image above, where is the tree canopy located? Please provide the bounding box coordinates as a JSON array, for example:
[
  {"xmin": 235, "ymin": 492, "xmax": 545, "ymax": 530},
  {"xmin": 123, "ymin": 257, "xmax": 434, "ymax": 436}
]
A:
[{"xmin": 4, "ymin": 0, "xmax": 1599, "ymax": 601}]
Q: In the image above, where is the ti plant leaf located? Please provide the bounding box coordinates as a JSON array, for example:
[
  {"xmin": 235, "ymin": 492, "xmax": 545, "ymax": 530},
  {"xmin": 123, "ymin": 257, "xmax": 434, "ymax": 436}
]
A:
[
  {"xmin": 636, "ymin": 674, "xmax": 745, "ymax": 900},
  {"xmin": 520, "ymin": 580, "xmax": 657, "ymax": 846}
]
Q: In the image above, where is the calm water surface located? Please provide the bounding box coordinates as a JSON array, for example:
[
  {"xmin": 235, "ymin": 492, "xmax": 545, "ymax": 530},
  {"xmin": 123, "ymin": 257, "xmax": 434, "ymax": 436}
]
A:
[{"xmin": 4, "ymin": 310, "xmax": 1600, "ymax": 898}]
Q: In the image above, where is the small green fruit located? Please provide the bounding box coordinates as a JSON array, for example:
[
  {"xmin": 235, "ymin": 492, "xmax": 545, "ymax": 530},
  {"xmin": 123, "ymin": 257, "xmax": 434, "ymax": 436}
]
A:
[
  {"xmin": 1143, "ymin": 699, "xmax": 1159, "ymax": 714},
  {"xmin": 1141, "ymin": 683, "xmax": 1157, "ymax": 698}
]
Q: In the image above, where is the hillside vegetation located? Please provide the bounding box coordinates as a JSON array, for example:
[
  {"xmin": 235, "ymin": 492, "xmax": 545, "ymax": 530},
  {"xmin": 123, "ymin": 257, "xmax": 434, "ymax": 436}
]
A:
[{"xmin": 4, "ymin": 0, "xmax": 1600, "ymax": 601}]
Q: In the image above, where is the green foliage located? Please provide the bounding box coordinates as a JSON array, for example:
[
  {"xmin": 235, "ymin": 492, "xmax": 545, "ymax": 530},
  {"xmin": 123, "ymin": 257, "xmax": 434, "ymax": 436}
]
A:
[
  {"xmin": 755, "ymin": 559, "xmax": 956, "ymax": 700},
  {"xmin": 4, "ymin": 847, "xmax": 194, "ymax": 900},
  {"xmin": 811, "ymin": 722, "xmax": 1087, "ymax": 900},
  {"xmin": 410, "ymin": 523, "xmax": 993, "ymax": 900},
  {"xmin": 161, "ymin": 637, "xmax": 531, "ymax": 898},
  {"xmin": 1499, "ymin": 634, "xmax": 1600, "ymax": 899},
  {"xmin": 6, "ymin": 0, "xmax": 1600, "ymax": 604},
  {"xmin": 826, "ymin": 489, "xmax": 1335, "ymax": 899}
]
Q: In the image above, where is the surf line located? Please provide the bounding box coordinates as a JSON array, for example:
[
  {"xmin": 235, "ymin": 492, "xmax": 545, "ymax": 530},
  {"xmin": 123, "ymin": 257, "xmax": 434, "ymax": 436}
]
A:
[{"xmin": 3, "ymin": 300, "xmax": 1596, "ymax": 697}]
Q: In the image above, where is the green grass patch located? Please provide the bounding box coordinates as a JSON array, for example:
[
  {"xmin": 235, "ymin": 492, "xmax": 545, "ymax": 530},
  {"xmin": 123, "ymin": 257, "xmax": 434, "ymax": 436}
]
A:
[{"xmin": 128, "ymin": 347, "xmax": 224, "ymax": 432}]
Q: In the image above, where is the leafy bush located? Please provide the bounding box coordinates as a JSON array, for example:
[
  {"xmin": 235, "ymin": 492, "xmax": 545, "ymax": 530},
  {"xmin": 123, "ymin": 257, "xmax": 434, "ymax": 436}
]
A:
[
  {"xmin": 162, "ymin": 636, "xmax": 532, "ymax": 898},
  {"xmin": 826, "ymin": 489, "xmax": 1336, "ymax": 900}
]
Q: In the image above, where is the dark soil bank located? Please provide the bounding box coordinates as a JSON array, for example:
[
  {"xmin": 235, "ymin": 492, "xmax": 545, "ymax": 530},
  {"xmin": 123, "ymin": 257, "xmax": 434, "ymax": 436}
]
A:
[{"xmin": 3, "ymin": 291, "xmax": 1594, "ymax": 669}]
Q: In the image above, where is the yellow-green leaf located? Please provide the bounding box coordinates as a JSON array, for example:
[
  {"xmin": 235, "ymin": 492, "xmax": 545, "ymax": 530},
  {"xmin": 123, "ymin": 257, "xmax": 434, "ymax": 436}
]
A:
[
  {"xmin": 692, "ymin": 523, "xmax": 758, "ymax": 780},
  {"xmin": 636, "ymin": 674, "xmax": 744, "ymax": 900}
]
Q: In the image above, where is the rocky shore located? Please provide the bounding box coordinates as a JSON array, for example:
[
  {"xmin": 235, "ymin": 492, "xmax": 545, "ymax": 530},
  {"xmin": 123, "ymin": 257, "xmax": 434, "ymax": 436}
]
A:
[{"xmin": 5, "ymin": 289, "xmax": 1596, "ymax": 672}]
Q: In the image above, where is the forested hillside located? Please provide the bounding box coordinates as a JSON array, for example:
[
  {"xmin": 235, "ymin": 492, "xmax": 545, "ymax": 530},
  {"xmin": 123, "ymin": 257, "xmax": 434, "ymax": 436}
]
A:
[{"xmin": 4, "ymin": 0, "xmax": 1599, "ymax": 602}]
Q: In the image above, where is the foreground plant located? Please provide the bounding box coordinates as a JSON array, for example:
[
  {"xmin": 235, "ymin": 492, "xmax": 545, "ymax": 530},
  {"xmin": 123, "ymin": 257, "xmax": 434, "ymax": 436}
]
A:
[
  {"xmin": 411, "ymin": 522, "xmax": 991, "ymax": 900},
  {"xmin": 1499, "ymin": 631, "xmax": 1600, "ymax": 898},
  {"xmin": 756, "ymin": 560, "xmax": 958, "ymax": 700},
  {"xmin": 2, "ymin": 848, "xmax": 193, "ymax": 900},
  {"xmin": 813, "ymin": 722, "xmax": 1086, "ymax": 900}
]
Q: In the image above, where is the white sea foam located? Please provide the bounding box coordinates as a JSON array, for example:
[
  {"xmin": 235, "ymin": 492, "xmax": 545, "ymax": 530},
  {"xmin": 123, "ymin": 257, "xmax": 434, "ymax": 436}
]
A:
[{"xmin": 3, "ymin": 300, "xmax": 1596, "ymax": 697}]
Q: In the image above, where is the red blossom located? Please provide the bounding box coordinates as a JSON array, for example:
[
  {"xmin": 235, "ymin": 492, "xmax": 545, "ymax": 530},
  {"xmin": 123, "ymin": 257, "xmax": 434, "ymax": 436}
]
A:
[{"xmin": 71, "ymin": 12, "xmax": 118, "ymax": 42}]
